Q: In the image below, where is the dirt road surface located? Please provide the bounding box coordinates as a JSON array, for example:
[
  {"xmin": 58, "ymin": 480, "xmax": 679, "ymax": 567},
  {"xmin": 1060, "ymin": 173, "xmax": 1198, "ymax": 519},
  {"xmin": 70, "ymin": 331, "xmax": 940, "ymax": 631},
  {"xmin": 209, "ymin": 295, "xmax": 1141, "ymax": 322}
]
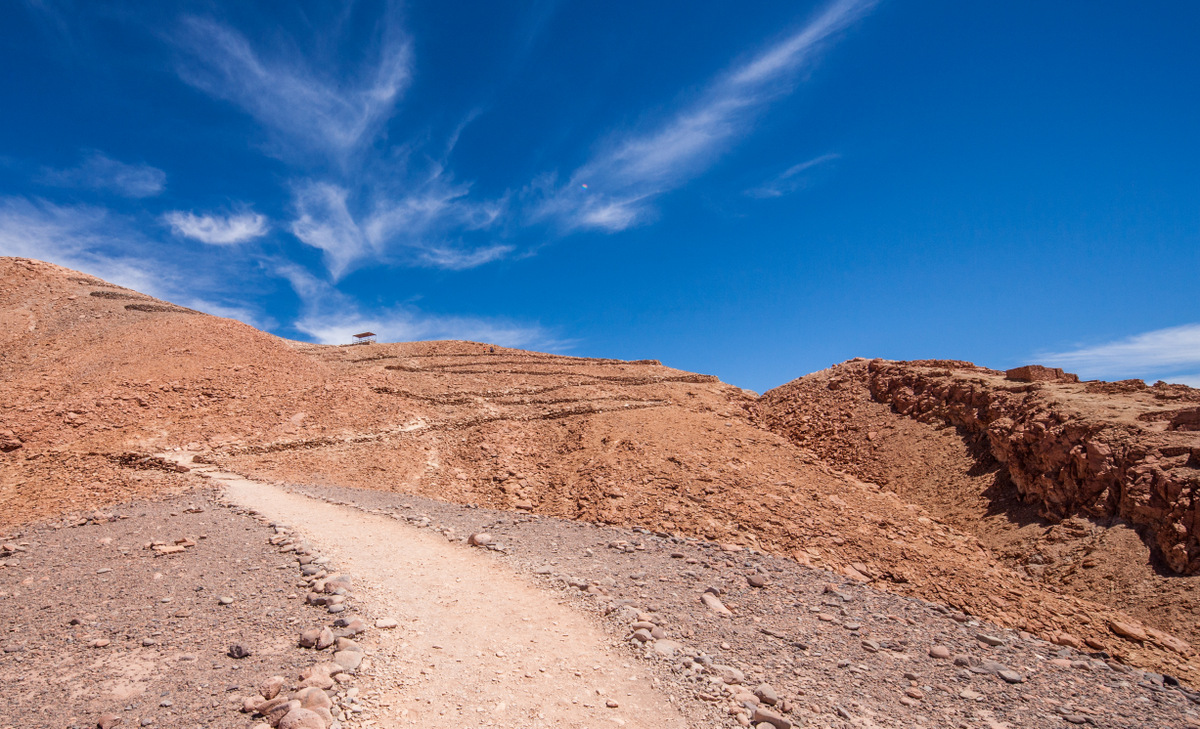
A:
[{"xmin": 206, "ymin": 465, "xmax": 693, "ymax": 729}]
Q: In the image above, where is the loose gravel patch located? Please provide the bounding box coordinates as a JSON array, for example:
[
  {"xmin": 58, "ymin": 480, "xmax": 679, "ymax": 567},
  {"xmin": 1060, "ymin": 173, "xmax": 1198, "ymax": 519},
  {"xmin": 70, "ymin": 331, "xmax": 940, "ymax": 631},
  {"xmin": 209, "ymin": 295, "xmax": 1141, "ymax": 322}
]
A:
[
  {"xmin": 282, "ymin": 480, "xmax": 1200, "ymax": 729},
  {"xmin": 0, "ymin": 491, "xmax": 319, "ymax": 729}
]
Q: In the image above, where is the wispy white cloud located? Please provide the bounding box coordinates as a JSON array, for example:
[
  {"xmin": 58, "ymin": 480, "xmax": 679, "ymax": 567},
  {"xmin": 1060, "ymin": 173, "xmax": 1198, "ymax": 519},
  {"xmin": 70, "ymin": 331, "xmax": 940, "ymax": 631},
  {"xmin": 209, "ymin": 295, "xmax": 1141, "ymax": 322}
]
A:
[
  {"xmin": 1040, "ymin": 323, "xmax": 1200, "ymax": 381},
  {"xmin": 39, "ymin": 151, "xmax": 166, "ymax": 198},
  {"xmin": 417, "ymin": 244, "xmax": 513, "ymax": 271},
  {"xmin": 533, "ymin": 0, "xmax": 874, "ymax": 231},
  {"xmin": 172, "ymin": 14, "xmax": 411, "ymax": 162},
  {"xmin": 289, "ymin": 182, "xmax": 374, "ymax": 280},
  {"xmin": 276, "ymin": 262, "xmax": 561, "ymax": 349},
  {"xmin": 1164, "ymin": 373, "xmax": 1200, "ymax": 388},
  {"xmin": 290, "ymin": 175, "xmax": 509, "ymax": 280},
  {"xmin": 744, "ymin": 152, "xmax": 840, "ymax": 198},
  {"xmin": 0, "ymin": 196, "xmax": 273, "ymax": 329},
  {"xmin": 0, "ymin": 196, "xmax": 166, "ymax": 295},
  {"xmin": 163, "ymin": 209, "xmax": 269, "ymax": 245}
]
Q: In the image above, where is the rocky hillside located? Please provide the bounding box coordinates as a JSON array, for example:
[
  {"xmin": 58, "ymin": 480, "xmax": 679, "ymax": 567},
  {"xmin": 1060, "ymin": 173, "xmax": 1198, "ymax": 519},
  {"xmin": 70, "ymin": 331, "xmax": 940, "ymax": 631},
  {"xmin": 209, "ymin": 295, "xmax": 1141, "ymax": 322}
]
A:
[
  {"xmin": 2, "ymin": 256, "xmax": 1198, "ymax": 685},
  {"xmin": 757, "ymin": 358, "xmax": 1200, "ymax": 676}
]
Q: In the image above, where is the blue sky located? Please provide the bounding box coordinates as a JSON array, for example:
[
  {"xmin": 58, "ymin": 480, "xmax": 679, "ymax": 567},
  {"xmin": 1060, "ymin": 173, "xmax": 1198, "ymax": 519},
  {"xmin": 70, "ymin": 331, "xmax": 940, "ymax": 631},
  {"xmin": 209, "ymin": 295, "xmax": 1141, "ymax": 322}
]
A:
[{"xmin": 2, "ymin": 1, "xmax": 1198, "ymax": 392}]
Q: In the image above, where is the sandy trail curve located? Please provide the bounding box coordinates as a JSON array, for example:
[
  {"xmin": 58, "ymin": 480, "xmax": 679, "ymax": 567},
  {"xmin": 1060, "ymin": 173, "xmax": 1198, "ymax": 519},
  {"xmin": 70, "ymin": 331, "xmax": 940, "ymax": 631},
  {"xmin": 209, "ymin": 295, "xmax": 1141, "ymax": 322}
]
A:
[{"xmin": 200, "ymin": 465, "xmax": 692, "ymax": 729}]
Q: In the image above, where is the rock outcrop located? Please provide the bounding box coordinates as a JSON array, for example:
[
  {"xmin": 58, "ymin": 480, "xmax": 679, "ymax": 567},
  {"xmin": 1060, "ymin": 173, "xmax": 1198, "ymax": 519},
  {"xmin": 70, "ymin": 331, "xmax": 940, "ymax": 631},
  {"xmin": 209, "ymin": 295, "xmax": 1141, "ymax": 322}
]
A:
[{"xmin": 864, "ymin": 360, "xmax": 1200, "ymax": 574}]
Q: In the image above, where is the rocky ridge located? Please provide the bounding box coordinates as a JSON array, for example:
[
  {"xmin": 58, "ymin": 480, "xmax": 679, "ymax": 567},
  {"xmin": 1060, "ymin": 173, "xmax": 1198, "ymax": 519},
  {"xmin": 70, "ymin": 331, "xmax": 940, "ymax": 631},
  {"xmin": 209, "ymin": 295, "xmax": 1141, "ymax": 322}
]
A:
[
  {"xmin": 865, "ymin": 360, "xmax": 1200, "ymax": 574},
  {"xmin": 756, "ymin": 359, "xmax": 1200, "ymax": 679}
]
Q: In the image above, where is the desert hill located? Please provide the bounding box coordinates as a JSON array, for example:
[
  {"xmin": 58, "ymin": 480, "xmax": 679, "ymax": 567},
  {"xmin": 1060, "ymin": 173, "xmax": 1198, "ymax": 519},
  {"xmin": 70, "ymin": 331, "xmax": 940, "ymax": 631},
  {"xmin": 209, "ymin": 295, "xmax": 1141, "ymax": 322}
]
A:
[
  {"xmin": 756, "ymin": 359, "xmax": 1200, "ymax": 672},
  {"xmin": 2, "ymin": 256, "xmax": 1198, "ymax": 686}
]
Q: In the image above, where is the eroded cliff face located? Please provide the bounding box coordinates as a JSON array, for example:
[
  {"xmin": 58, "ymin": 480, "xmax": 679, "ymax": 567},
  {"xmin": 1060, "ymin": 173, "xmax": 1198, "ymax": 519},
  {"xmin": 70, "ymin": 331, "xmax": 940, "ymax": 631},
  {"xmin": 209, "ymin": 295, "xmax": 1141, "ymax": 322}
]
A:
[{"xmin": 866, "ymin": 361, "xmax": 1200, "ymax": 574}]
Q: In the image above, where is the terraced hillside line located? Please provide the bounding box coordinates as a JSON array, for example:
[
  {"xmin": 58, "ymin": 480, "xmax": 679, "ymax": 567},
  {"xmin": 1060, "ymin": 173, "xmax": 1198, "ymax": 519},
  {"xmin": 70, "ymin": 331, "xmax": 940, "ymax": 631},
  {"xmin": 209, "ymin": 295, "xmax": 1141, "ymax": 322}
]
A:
[
  {"xmin": 383, "ymin": 352, "xmax": 645, "ymax": 364},
  {"xmin": 383, "ymin": 365, "xmax": 719, "ymax": 385},
  {"xmin": 206, "ymin": 465, "xmax": 693, "ymax": 729},
  {"xmin": 221, "ymin": 400, "xmax": 671, "ymax": 456},
  {"xmin": 372, "ymin": 385, "xmax": 668, "ymax": 408}
]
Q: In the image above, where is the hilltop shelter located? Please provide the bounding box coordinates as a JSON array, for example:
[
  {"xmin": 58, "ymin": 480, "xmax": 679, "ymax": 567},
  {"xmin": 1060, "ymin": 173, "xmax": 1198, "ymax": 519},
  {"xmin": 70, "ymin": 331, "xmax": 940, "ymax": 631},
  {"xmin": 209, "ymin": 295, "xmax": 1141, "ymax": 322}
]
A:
[{"xmin": 352, "ymin": 331, "xmax": 376, "ymax": 345}]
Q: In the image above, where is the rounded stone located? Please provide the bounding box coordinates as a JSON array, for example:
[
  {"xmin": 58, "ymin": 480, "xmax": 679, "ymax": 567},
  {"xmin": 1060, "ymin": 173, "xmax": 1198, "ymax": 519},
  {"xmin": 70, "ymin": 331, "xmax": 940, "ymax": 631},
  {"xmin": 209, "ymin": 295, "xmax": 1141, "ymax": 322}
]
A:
[{"xmin": 278, "ymin": 707, "xmax": 326, "ymax": 729}]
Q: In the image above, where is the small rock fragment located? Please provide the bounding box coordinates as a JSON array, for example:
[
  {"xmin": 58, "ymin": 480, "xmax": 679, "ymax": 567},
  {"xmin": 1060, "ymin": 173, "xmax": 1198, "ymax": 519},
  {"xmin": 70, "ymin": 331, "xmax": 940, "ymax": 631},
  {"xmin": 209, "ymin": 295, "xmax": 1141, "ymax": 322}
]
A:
[
  {"xmin": 334, "ymin": 637, "xmax": 362, "ymax": 653},
  {"xmin": 1107, "ymin": 619, "xmax": 1148, "ymax": 643},
  {"xmin": 97, "ymin": 713, "xmax": 123, "ymax": 729},
  {"xmin": 754, "ymin": 683, "xmax": 778, "ymax": 706},
  {"xmin": 257, "ymin": 697, "xmax": 295, "ymax": 726},
  {"xmin": 228, "ymin": 644, "xmax": 251, "ymax": 659},
  {"xmin": 702, "ymin": 592, "xmax": 733, "ymax": 616},
  {"xmin": 259, "ymin": 676, "xmax": 286, "ymax": 700},
  {"xmin": 333, "ymin": 649, "xmax": 364, "ymax": 672},
  {"xmin": 751, "ymin": 706, "xmax": 792, "ymax": 729}
]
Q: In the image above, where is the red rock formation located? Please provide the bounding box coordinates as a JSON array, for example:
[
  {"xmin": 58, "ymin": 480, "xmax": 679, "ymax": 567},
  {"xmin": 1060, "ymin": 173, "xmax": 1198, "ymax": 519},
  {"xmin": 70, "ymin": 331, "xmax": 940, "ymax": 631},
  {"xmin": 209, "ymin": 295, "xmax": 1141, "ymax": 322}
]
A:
[
  {"xmin": 1004, "ymin": 364, "xmax": 1079, "ymax": 383},
  {"xmin": 867, "ymin": 361, "xmax": 1200, "ymax": 573}
]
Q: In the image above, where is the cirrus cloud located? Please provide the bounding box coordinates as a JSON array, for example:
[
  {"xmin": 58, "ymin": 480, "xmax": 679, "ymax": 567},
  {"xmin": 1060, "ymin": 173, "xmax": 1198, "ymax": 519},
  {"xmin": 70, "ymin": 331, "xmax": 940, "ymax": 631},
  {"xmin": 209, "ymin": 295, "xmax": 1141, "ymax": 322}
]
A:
[
  {"xmin": 1040, "ymin": 323, "xmax": 1200, "ymax": 385},
  {"xmin": 532, "ymin": 0, "xmax": 875, "ymax": 232},
  {"xmin": 39, "ymin": 151, "xmax": 166, "ymax": 199},
  {"xmin": 163, "ymin": 209, "xmax": 269, "ymax": 245}
]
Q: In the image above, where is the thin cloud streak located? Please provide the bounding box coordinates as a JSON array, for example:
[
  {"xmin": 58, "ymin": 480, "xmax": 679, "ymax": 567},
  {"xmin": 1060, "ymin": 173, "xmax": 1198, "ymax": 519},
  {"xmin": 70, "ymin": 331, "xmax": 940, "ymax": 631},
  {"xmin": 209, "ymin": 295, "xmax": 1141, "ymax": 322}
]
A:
[
  {"xmin": 1041, "ymin": 323, "xmax": 1200, "ymax": 379},
  {"xmin": 417, "ymin": 244, "xmax": 514, "ymax": 270},
  {"xmin": 745, "ymin": 152, "xmax": 840, "ymax": 198},
  {"xmin": 164, "ymin": 210, "xmax": 269, "ymax": 245},
  {"xmin": 39, "ymin": 151, "xmax": 166, "ymax": 198},
  {"xmin": 173, "ymin": 15, "xmax": 412, "ymax": 162},
  {"xmin": 535, "ymin": 0, "xmax": 874, "ymax": 231}
]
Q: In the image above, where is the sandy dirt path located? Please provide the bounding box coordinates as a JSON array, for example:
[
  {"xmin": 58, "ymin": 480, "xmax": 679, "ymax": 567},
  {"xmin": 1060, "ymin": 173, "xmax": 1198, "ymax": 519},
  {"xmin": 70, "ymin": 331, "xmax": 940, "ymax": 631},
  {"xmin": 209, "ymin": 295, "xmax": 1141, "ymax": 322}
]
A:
[{"xmin": 199, "ymin": 466, "xmax": 692, "ymax": 729}]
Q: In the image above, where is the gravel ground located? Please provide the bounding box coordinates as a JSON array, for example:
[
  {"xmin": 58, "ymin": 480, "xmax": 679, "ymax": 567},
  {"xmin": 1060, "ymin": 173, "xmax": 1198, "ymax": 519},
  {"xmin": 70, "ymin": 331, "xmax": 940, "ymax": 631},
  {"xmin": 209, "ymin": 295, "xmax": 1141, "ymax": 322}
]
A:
[
  {"xmin": 0, "ymin": 489, "xmax": 349, "ymax": 729},
  {"xmin": 283, "ymin": 480, "xmax": 1200, "ymax": 729},
  {"xmin": 3, "ymin": 478, "xmax": 1198, "ymax": 729}
]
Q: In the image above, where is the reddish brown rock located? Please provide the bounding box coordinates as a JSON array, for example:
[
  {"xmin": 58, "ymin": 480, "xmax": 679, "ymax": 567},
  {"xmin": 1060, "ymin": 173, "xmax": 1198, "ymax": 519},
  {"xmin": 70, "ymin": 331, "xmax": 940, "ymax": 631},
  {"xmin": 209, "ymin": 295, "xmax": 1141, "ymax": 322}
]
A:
[
  {"xmin": 277, "ymin": 706, "xmax": 323, "ymax": 729},
  {"xmin": 291, "ymin": 687, "xmax": 333, "ymax": 710},
  {"xmin": 1005, "ymin": 365, "xmax": 1079, "ymax": 383},
  {"xmin": 259, "ymin": 675, "xmax": 286, "ymax": 700},
  {"xmin": 1169, "ymin": 408, "xmax": 1200, "ymax": 432},
  {"xmin": 701, "ymin": 592, "xmax": 733, "ymax": 616},
  {"xmin": 1108, "ymin": 619, "xmax": 1149, "ymax": 643},
  {"xmin": 260, "ymin": 697, "xmax": 297, "ymax": 727},
  {"xmin": 0, "ymin": 429, "xmax": 22, "ymax": 452}
]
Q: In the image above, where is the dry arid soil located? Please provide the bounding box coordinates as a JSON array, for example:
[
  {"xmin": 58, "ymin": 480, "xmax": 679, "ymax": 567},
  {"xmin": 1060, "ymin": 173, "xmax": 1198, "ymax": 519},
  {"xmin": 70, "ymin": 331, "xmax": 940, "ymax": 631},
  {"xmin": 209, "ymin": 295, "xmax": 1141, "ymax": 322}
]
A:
[{"xmin": 2, "ymin": 256, "xmax": 1199, "ymax": 728}]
